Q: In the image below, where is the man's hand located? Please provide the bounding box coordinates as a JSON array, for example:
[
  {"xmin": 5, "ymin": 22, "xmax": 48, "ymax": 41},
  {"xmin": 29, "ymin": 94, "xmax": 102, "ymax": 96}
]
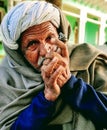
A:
[{"xmin": 41, "ymin": 39, "xmax": 71, "ymax": 101}]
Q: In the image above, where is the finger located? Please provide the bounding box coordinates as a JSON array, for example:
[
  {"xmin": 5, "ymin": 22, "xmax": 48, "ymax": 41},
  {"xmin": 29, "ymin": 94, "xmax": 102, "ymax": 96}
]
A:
[
  {"xmin": 46, "ymin": 52, "xmax": 66, "ymax": 67},
  {"xmin": 51, "ymin": 38, "xmax": 69, "ymax": 58},
  {"xmin": 48, "ymin": 65, "xmax": 64, "ymax": 85},
  {"xmin": 57, "ymin": 75, "xmax": 65, "ymax": 87},
  {"xmin": 57, "ymin": 69, "xmax": 69, "ymax": 86},
  {"xmin": 43, "ymin": 58, "xmax": 51, "ymax": 65},
  {"xmin": 41, "ymin": 56, "xmax": 58, "ymax": 77}
]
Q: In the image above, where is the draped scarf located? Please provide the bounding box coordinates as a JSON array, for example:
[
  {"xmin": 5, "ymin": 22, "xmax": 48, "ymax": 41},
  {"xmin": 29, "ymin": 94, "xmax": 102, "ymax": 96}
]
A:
[{"xmin": 0, "ymin": 1, "xmax": 98, "ymax": 130}]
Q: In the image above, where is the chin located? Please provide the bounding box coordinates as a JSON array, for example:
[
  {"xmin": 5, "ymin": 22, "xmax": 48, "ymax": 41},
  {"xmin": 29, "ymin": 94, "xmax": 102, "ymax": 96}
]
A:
[
  {"xmin": 33, "ymin": 65, "xmax": 41, "ymax": 72},
  {"xmin": 28, "ymin": 62, "xmax": 41, "ymax": 73}
]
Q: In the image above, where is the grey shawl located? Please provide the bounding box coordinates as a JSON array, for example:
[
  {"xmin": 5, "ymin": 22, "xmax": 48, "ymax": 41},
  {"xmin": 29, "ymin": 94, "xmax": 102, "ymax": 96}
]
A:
[{"xmin": 0, "ymin": 1, "xmax": 105, "ymax": 130}]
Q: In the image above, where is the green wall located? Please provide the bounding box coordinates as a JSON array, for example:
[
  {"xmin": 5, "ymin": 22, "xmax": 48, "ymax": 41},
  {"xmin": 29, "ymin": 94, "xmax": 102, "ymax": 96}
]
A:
[
  {"xmin": 66, "ymin": 15, "xmax": 99, "ymax": 45},
  {"xmin": 105, "ymin": 28, "xmax": 107, "ymax": 42},
  {"xmin": 0, "ymin": 43, "xmax": 5, "ymax": 62},
  {"xmin": 84, "ymin": 22, "xmax": 99, "ymax": 45}
]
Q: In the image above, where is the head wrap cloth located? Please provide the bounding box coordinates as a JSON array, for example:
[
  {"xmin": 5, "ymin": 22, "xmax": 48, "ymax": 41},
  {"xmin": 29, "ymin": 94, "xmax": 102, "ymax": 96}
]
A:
[{"xmin": 0, "ymin": 1, "xmax": 70, "ymax": 50}]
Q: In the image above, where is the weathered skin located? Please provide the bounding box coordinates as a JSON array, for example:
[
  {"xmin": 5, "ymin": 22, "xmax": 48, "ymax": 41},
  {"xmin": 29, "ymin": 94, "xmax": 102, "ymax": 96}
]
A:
[{"xmin": 21, "ymin": 21, "xmax": 71, "ymax": 101}]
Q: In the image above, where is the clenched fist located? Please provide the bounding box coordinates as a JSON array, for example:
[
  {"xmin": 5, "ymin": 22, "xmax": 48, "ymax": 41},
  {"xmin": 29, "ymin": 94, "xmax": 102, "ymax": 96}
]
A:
[{"xmin": 41, "ymin": 39, "xmax": 71, "ymax": 101}]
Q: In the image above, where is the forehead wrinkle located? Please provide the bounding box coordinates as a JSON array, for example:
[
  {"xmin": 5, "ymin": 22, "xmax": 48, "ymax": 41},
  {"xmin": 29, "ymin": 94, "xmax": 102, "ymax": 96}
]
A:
[
  {"xmin": 22, "ymin": 22, "xmax": 53, "ymax": 32},
  {"xmin": 33, "ymin": 26, "xmax": 55, "ymax": 35},
  {"xmin": 22, "ymin": 23, "xmax": 57, "ymax": 37}
]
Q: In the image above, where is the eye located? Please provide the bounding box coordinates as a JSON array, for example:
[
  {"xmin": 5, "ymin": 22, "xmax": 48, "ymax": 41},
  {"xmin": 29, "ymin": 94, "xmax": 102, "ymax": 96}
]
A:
[
  {"xmin": 28, "ymin": 40, "xmax": 39, "ymax": 47},
  {"xmin": 46, "ymin": 35, "xmax": 52, "ymax": 41}
]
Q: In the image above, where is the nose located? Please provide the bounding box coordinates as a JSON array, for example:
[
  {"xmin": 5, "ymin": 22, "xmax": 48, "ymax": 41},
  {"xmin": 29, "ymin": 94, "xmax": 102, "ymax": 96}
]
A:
[{"xmin": 39, "ymin": 42, "xmax": 48, "ymax": 57}]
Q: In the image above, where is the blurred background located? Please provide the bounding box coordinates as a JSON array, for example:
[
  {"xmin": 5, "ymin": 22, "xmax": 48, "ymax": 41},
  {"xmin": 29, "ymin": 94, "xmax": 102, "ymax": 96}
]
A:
[{"xmin": 0, "ymin": 0, "xmax": 107, "ymax": 61}]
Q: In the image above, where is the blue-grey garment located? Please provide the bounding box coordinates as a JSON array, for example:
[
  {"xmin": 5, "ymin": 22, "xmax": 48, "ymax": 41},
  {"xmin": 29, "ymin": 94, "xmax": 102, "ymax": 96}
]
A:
[{"xmin": 11, "ymin": 74, "xmax": 107, "ymax": 130}]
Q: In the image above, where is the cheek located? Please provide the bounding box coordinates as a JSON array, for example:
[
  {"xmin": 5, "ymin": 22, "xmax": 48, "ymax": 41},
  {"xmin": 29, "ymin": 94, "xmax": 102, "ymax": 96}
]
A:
[{"xmin": 25, "ymin": 50, "xmax": 38, "ymax": 65}]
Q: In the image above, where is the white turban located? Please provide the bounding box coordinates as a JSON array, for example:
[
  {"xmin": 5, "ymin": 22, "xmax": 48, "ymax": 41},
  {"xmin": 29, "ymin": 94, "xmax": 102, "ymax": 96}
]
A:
[{"xmin": 0, "ymin": 1, "xmax": 60, "ymax": 50}]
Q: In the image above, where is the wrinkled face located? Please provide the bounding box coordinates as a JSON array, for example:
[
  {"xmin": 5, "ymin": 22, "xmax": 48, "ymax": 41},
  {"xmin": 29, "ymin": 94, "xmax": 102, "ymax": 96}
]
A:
[{"xmin": 20, "ymin": 21, "xmax": 59, "ymax": 71}]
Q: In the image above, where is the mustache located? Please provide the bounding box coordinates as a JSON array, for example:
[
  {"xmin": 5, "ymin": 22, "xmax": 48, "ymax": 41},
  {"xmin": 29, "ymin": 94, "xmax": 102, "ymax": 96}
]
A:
[
  {"xmin": 38, "ymin": 57, "xmax": 45, "ymax": 66},
  {"xmin": 37, "ymin": 43, "xmax": 62, "ymax": 67}
]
